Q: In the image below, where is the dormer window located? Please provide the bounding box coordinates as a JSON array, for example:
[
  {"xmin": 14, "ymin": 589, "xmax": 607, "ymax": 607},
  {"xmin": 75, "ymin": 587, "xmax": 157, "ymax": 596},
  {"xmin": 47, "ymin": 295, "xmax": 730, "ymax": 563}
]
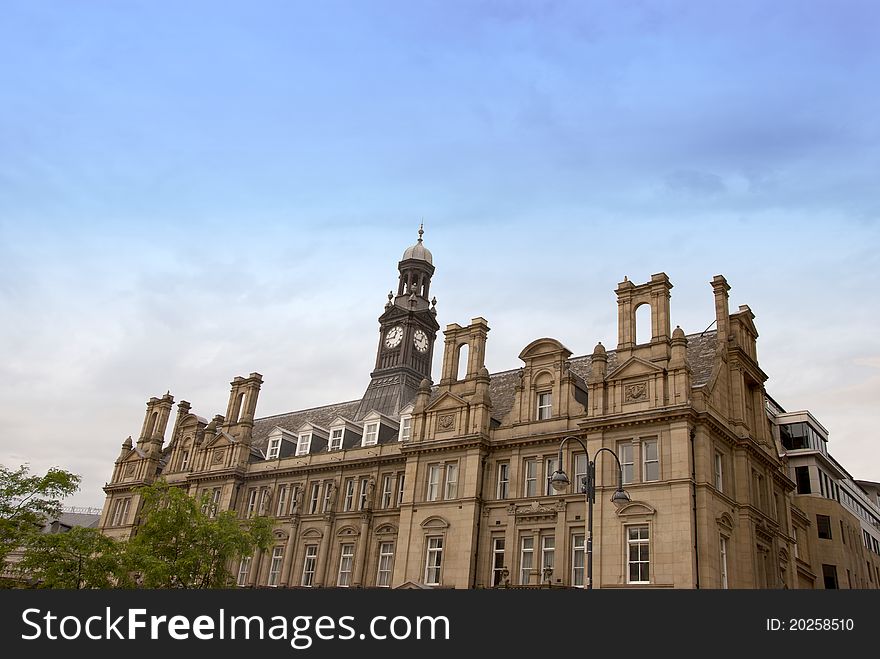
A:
[
  {"xmin": 399, "ymin": 416, "xmax": 412, "ymax": 442},
  {"xmin": 329, "ymin": 427, "xmax": 344, "ymax": 451},
  {"xmin": 363, "ymin": 422, "xmax": 379, "ymax": 447},
  {"xmin": 267, "ymin": 437, "xmax": 281, "ymax": 460},
  {"xmin": 536, "ymin": 391, "xmax": 552, "ymax": 420},
  {"xmin": 296, "ymin": 433, "xmax": 312, "ymax": 456}
]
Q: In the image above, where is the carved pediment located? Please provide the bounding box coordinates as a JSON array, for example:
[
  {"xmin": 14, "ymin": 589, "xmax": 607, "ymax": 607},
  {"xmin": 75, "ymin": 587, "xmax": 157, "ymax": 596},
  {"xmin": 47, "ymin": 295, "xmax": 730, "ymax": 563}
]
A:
[
  {"xmin": 519, "ymin": 337, "xmax": 572, "ymax": 361},
  {"xmin": 425, "ymin": 391, "xmax": 468, "ymax": 412},
  {"xmin": 514, "ymin": 500, "xmax": 560, "ymax": 521},
  {"xmin": 203, "ymin": 431, "xmax": 235, "ymax": 449},
  {"xmin": 606, "ymin": 357, "xmax": 664, "ymax": 382},
  {"xmin": 615, "ymin": 501, "xmax": 656, "ymax": 518},
  {"xmin": 300, "ymin": 527, "xmax": 323, "ymax": 539},
  {"xmin": 716, "ymin": 512, "xmax": 735, "ymax": 532},
  {"xmin": 420, "ymin": 516, "xmax": 450, "ymax": 530},
  {"xmin": 375, "ymin": 524, "xmax": 398, "ymax": 536},
  {"xmin": 272, "ymin": 529, "xmax": 289, "ymax": 541},
  {"xmin": 336, "ymin": 525, "xmax": 360, "ymax": 537}
]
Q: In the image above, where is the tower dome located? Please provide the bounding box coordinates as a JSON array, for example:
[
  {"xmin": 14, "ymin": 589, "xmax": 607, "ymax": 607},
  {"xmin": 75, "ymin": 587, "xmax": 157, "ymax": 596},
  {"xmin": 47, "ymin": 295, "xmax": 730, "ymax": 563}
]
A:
[{"xmin": 401, "ymin": 224, "xmax": 433, "ymax": 264}]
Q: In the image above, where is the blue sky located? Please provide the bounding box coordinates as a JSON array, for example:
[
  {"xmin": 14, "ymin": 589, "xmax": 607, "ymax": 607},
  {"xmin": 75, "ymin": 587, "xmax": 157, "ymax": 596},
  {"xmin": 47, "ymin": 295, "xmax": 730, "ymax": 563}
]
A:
[{"xmin": 1, "ymin": 1, "xmax": 878, "ymax": 507}]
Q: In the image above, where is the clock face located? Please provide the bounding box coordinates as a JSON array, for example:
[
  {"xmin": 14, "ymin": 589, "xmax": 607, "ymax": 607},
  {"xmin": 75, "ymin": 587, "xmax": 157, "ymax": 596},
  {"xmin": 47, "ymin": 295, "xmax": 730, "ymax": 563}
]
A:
[
  {"xmin": 413, "ymin": 329, "xmax": 429, "ymax": 353},
  {"xmin": 384, "ymin": 325, "xmax": 403, "ymax": 349}
]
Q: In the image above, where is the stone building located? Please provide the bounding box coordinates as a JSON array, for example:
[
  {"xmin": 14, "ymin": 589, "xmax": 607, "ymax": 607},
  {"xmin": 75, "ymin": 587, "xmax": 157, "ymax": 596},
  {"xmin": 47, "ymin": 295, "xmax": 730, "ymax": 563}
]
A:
[{"xmin": 99, "ymin": 229, "xmax": 876, "ymax": 589}]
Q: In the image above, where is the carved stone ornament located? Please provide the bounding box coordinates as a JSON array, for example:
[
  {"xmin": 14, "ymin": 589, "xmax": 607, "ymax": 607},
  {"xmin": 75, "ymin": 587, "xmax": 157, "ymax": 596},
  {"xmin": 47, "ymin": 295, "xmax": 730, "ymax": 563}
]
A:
[
  {"xmin": 438, "ymin": 414, "xmax": 455, "ymax": 431},
  {"xmin": 514, "ymin": 500, "xmax": 558, "ymax": 522},
  {"xmin": 624, "ymin": 381, "xmax": 648, "ymax": 402},
  {"xmin": 212, "ymin": 448, "xmax": 224, "ymax": 464},
  {"xmin": 123, "ymin": 464, "xmax": 136, "ymax": 478}
]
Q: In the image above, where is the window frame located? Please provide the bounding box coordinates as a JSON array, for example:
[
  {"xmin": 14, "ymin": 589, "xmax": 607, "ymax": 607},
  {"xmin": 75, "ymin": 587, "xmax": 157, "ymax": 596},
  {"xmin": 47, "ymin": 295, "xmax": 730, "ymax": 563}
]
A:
[
  {"xmin": 377, "ymin": 541, "xmax": 395, "ymax": 587},
  {"xmin": 641, "ymin": 438, "xmax": 659, "ymax": 482},
  {"xmin": 328, "ymin": 427, "xmax": 344, "ymax": 451},
  {"xmin": 536, "ymin": 391, "xmax": 552, "ymax": 420},
  {"xmin": 267, "ymin": 546, "xmax": 284, "ymax": 587},
  {"xmin": 301, "ymin": 545, "xmax": 318, "ymax": 587},
  {"xmin": 626, "ymin": 525, "xmax": 650, "ymax": 584},
  {"xmin": 524, "ymin": 458, "xmax": 538, "ymax": 498},
  {"xmin": 266, "ymin": 437, "xmax": 281, "ymax": 460},
  {"xmin": 362, "ymin": 422, "xmax": 379, "ymax": 447},
  {"xmin": 296, "ymin": 433, "xmax": 312, "ymax": 456},
  {"xmin": 337, "ymin": 543, "xmax": 355, "ymax": 587},
  {"xmin": 520, "ymin": 536, "xmax": 534, "ymax": 585},
  {"xmin": 496, "ymin": 462, "xmax": 510, "ymax": 500},
  {"xmin": 424, "ymin": 536, "xmax": 444, "ymax": 586}
]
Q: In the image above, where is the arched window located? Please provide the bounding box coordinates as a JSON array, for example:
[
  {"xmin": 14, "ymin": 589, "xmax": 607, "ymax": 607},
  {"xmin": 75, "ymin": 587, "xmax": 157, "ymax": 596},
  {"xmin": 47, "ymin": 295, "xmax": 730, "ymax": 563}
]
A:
[
  {"xmin": 635, "ymin": 303, "xmax": 652, "ymax": 345},
  {"xmin": 456, "ymin": 343, "xmax": 469, "ymax": 381}
]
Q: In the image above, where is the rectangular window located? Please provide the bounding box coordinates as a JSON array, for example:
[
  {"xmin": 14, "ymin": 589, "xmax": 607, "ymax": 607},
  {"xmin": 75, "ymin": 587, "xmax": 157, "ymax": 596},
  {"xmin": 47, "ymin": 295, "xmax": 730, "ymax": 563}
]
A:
[
  {"xmin": 180, "ymin": 450, "xmax": 190, "ymax": 471},
  {"xmin": 296, "ymin": 433, "xmax": 311, "ymax": 456},
  {"xmin": 714, "ymin": 452, "xmax": 724, "ymax": 491},
  {"xmin": 381, "ymin": 474, "xmax": 393, "ymax": 509},
  {"xmin": 322, "ymin": 482, "xmax": 333, "ymax": 513},
  {"xmin": 266, "ymin": 438, "xmax": 281, "ymax": 460},
  {"xmin": 424, "ymin": 536, "xmax": 443, "ymax": 585},
  {"xmin": 545, "ymin": 457, "xmax": 558, "ymax": 496},
  {"xmin": 642, "ymin": 439, "xmax": 659, "ymax": 482},
  {"xmin": 289, "ymin": 485, "xmax": 301, "ymax": 515},
  {"xmin": 444, "ymin": 463, "xmax": 458, "ymax": 500},
  {"xmin": 817, "ymin": 514, "xmax": 832, "ymax": 540},
  {"xmin": 524, "ymin": 459, "xmax": 538, "ymax": 497},
  {"xmin": 618, "ymin": 442, "xmax": 634, "ymax": 485},
  {"xmin": 541, "ymin": 536, "xmax": 555, "ymax": 581},
  {"xmin": 427, "ymin": 464, "xmax": 442, "ymax": 501},
  {"xmin": 363, "ymin": 422, "xmax": 379, "ymax": 446},
  {"xmin": 267, "ymin": 546, "xmax": 283, "ymax": 586},
  {"xmin": 377, "ymin": 542, "xmax": 394, "ymax": 587},
  {"xmin": 574, "ymin": 453, "xmax": 588, "ymax": 494},
  {"xmin": 343, "ymin": 479, "xmax": 355, "ymax": 512},
  {"xmin": 536, "ymin": 392, "xmax": 552, "ymax": 420},
  {"xmin": 246, "ymin": 489, "xmax": 258, "ymax": 518},
  {"xmin": 111, "ymin": 498, "xmax": 130, "ymax": 526},
  {"xmin": 496, "ymin": 462, "xmax": 510, "ymax": 500},
  {"xmin": 795, "ymin": 466, "xmax": 811, "ymax": 494},
  {"xmin": 627, "ymin": 526, "xmax": 650, "ymax": 584},
  {"xmin": 822, "ymin": 564, "xmax": 838, "ymax": 589},
  {"xmin": 520, "ymin": 536, "xmax": 534, "ymax": 585},
  {"xmin": 572, "ymin": 534, "xmax": 585, "ymax": 588},
  {"xmin": 492, "ymin": 538, "xmax": 506, "ymax": 586},
  {"xmin": 396, "ymin": 473, "xmax": 405, "ymax": 507},
  {"xmin": 840, "ymin": 520, "xmax": 846, "ymax": 545},
  {"xmin": 358, "ymin": 478, "xmax": 370, "ymax": 510},
  {"xmin": 301, "ymin": 546, "xmax": 318, "ymax": 587},
  {"xmin": 309, "ymin": 482, "xmax": 320, "ymax": 514},
  {"xmin": 258, "ymin": 488, "xmax": 270, "ymax": 516},
  {"xmin": 329, "ymin": 428, "xmax": 344, "ymax": 451},
  {"xmin": 337, "ymin": 543, "xmax": 355, "ymax": 587},
  {"xmin": 276, "ymin": 485, "xmax": 288, "ymax": 517},
  {"xmin": 720, "ymin": 536, "xmax": 729, "ymax": 589},
  {"xmin": 237, "ymin": 556, "xmax": 251, "ymax": 587},
  {"xmin": 399, "ymin": 417, "xmax": 412, "ymax": 442},
  {"xmin": 210, "ymin": 488, "xmax": 221, "ymax": 518}
]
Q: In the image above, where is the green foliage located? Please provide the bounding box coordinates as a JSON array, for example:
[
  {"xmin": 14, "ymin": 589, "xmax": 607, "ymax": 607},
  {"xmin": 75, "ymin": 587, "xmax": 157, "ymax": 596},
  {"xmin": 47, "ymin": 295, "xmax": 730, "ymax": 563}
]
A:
[
  {"xmin": 17, "ymin": 526, "xmax": 130, "ymax": 589},
  {"xmin": 0, "ymin": 465, "xmax": 81, "ymax": 563},
  {"xmin": 126, "ymin": 481, "xmax": 272, "ymax": 588}
]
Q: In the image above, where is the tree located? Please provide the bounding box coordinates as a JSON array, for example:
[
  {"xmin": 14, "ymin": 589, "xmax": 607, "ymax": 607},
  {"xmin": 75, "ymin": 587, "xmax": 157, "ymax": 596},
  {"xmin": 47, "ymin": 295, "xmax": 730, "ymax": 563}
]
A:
[
  {"xmin": 0, "ymin": 465, "xmax": 81, "ymax": 564},
  {"xmin": 126, "ymin": 481, "xmax": 272, "ymax": 588},
  {"xmin": 17, "ymin": 526, "xmax": 130, "ymax": 589}
]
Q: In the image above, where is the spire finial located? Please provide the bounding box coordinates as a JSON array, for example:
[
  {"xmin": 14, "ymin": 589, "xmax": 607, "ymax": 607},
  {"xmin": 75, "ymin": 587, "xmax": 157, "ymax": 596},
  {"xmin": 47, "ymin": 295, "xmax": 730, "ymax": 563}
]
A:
[{"xmin": 418, "ymin": 221, "xmax": 424, "ymax": 243}]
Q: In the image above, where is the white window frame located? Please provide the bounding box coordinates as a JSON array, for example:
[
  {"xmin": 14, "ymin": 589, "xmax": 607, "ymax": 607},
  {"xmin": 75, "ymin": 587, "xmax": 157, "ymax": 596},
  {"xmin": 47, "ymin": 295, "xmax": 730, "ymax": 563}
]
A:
[
  {"xmin": 237, "ymin": 556, "xmax": 251, "ymax": 586},
  {"xmin": 396, "ymin": 473, "xmax": 405, "ymax": 507},
  {"xmin": 524, "ymin": 459, "xmax": 538, "ymax": 498},
  {"xmin": 492, "ymin": 537, "xmax": 506, "ymax": 586},
  {"xmin": 266, "ymin": 437, "xmax": 281, "ymax": 460},
  {"xmin": 541, "ymin": 535, "xmax": 555, "ymax": 580},
  {"xmin": 296, "ymin": 433, "xmax": 311, "ymax": 456},
  {"xmin": 258, "ymin": 488, "xmax": 270, "ymax": 515},
  {"xmin": 179, "ymin": 449, "xmax": 190, "ymax": 471},
  {"xmin": 496, "ymin": 462, "xmax": 509, "ymax": 500},
  {"xmin": 627, "ymin": 525, "xmax": 650, "ymax": 584},
  {"xmin": 720, "ymin": 535, "xmax": 729, "ymax": 589},
  {"xmin": 329, "ymin": 427, "xmax": 344, "ymax": 451},
  {"xmin": 358, "ymin": 478, "xmax": 370, "ymax": 510},
  {"xmin": 399, "ymin": 416, "xmax": 412, "ymax": 442},
  {"xmin": 322, "ymin": 482, "xmax": 333, "ymax": 513},
  {"xmin": 617, "ymin": 442, "xmax": 634, "ymax": 485},
  {"xmin": 362, "ymin": 422, "xmax": 379, "ymax": 447},
  {"xmin": 381, "ymin": 474, "xmax": 393, "ymax": 509},
  {"xmin": 642, "ymin": 439, "xmax": 659, "ymax": 482},
  {"xmin": 572, "ymin": 533, "xmax": 585, "ymax": 588},
  {"xmin": 377, "ymin": 541, "xmax": 394, "ymax": 587},
  {"xmin": 536, "ymin": 391, "xmax": 552, "ymax": 420},
  {"xmin": 427, "ymin": 464, "xmax": 442, "ymax": 502},
  {"xmin": 424, "ymin": 536, "xmax": 443, "ymax": 586},
  {"xmin": 574, "ymin": 453, "xmax": 588, "ymax": 494},
  {"xmin": 520, "ymin": 536, "xmax": 534, "ymax": 585},
  {"xmin": 245, "ymin": 489, "xmax": 258, "ymax": 518},
  {"xmin": 267, "ymin": 546, "xmax": 283, "ymax": 586},
  {"xmin": 111, "ymin": 498, "xmax": 130, "ymax": 526},
  {"xmin": 714, "ymin": 452, "xmax": 724, "ymax": 491},
  {"xmin": 545, "ymin": 457, "xmax": 558, "ymax": 496},
  {"xmin": 209, "ymin": 487, "xmax": 221, "ymax": 518},
  {"xmin": 301, "ymin": 545, "xmax": 318, "ymax": 587},
  {"xmin": 343, "ymin": 479, "xmax": 355, "ymax": 512},
  {"xmin": 337, "ymin": 543, "xmax": 355, "ymax": 587},
  {"xmin": 444, "ymin": 463, "xmax": 458, "ymax": 500},
  {"xmin": 308, "ymin": 482, "xmax": 320, "ymax": 514},
  {"xmin": 276, "ymin": 485, "xmax": 288, "ymax": 517}
]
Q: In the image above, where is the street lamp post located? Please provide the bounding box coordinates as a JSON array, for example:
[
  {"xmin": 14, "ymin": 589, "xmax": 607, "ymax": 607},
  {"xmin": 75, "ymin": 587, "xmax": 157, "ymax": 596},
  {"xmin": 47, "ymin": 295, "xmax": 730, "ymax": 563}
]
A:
[{"xmin": 549, "ymin": 436, "xmax": 630, "ymax": 590}]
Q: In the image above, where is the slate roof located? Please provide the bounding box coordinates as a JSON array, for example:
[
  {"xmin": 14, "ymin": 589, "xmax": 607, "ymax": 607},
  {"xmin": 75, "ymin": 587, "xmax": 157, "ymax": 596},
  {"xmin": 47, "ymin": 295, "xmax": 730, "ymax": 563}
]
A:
[{"xmin": 250, "ymin": 330, "xmax": 718, "ymax": 454}]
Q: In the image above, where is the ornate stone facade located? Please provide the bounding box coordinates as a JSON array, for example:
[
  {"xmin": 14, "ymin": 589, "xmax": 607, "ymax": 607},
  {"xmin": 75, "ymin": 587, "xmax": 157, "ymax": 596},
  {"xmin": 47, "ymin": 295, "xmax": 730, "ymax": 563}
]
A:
[{"xmin": 99, "ymin": 229, "xmax": 880, "ymax": 589}]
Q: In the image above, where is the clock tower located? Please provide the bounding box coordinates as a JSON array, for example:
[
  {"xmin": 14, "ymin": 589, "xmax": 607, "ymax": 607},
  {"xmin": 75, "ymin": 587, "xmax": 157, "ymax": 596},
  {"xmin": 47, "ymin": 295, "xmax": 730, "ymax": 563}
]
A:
[{"xmin": 354, "ymin": 226, "xmax": 440, "ymax": 420}]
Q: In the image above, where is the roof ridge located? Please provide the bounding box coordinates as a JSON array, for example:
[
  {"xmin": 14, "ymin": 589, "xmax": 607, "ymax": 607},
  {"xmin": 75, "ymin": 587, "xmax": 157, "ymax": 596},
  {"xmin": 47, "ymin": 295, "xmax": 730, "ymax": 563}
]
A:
[{"xmin": 255, "ymin": 398, "xmax": 361, "ymax": 423}]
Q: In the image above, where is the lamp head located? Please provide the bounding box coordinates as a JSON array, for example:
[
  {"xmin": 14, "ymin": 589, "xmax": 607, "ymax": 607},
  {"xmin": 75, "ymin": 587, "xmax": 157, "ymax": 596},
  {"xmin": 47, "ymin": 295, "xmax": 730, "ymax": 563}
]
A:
[
  {"xmin": 611, "ymin": 488, "xmax": 631, "ymax": 505},
  {"xmin": 550, "ymin": 470, "xmax": 570, "ymax": 492}
]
